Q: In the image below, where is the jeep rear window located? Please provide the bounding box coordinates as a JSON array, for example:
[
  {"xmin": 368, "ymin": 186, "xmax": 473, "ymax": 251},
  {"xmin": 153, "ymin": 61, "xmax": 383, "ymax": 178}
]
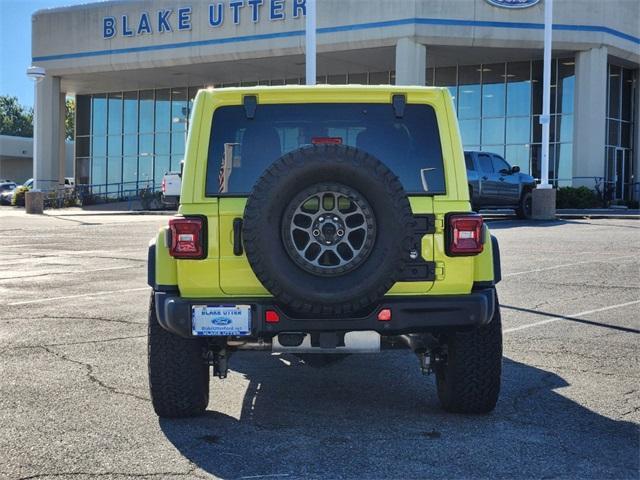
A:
[{"xmin": 206, "ymin": 103, "xmax": 445, "ymax": 196}]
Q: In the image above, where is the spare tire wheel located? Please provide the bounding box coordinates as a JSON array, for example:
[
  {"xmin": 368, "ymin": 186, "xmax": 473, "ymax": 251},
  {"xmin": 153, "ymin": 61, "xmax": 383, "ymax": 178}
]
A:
[{"xmin": 242, "ymin": 144, "xmax": 414, "ymax": 315}]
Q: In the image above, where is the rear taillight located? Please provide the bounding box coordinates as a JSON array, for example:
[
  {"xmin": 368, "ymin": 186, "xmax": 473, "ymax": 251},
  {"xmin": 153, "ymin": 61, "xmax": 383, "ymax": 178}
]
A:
[
  {"xmin": 447, "ymin": 214, "xmax": 484, "ymax": 256},
  {"xmin": 169, "ymin": 217, "xmax": 204, "ymax": 259},
  {"xmin": 161, "ymin": 178, "xmax": 166, "ymax": 193}
]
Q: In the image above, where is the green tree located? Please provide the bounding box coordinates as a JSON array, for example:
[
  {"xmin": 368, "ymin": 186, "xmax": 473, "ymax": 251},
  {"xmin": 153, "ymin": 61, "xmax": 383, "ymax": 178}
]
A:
[
  {"xmin": 0, "ymin": 96, "xmax": 33, "ymax": 137},
  {"xmin": 65, "ymin": 98, "xmax": 75, "ymax": 140}
]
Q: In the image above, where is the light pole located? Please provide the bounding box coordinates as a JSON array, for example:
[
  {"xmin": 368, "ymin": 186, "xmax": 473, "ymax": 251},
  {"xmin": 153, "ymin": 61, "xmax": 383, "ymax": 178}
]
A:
[
  {"xmin": 532, "ymin": 0, "xmax": 556, "ymax": 219},
  {"xmin": 305, "ymin": 0, "xmax": 316, "ymax": 85},
  {"xmin": 26, "ymin": 66, "xmax": 46, "ymax": 192}
]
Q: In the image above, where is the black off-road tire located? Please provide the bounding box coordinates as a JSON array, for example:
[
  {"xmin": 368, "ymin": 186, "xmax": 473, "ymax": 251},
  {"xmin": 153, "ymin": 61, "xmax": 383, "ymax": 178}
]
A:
[
  {"xmin": 435, "ymin": 291, "xmax": 502, "ymax": 414},
  {"xmin": 515, "ymin": 191, "xmax": 532, "ymax": 219},
  {"xmin": 148, "ymin": 294, "xmax": 209, "ymax": 418},
  {"xmin": 243, "ymin": 144, "xmax": 414, "ymax": 316}
]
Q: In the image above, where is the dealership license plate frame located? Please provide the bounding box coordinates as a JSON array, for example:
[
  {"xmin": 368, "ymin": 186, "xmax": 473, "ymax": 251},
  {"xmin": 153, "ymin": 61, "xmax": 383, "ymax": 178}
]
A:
[{"xmin": 191, "ymin": 304, "xmax": 252, "ymax": 336}]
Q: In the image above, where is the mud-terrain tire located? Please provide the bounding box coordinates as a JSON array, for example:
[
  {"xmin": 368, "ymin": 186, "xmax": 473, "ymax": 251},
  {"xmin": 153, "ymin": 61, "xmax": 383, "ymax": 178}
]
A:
[
  {"xmin": 435, "ymin": 290, "xmax": 502, "ymax": 414},
  {"xmin": 515, "ymin": 191, "xmax": 532, "ymax": 219},
  {"xmin": 243, "ymin": 144, "xmax": 414, "ymax": 316},
  {"xmin": 148, "ymin": 294, "xmax": 209, "ymax": 417}
]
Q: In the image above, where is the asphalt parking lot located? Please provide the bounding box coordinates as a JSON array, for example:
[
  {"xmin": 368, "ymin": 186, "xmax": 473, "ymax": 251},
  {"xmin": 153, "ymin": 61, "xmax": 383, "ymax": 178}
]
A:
[{"xmin": 0, "ymin": 207, "xmax": 638, "ymax": 480}]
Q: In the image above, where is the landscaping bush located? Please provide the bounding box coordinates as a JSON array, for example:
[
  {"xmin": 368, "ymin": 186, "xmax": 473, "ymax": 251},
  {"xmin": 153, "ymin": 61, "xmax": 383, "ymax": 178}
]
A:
[{"xmin": 556, "ymin": 186, "xmax": 601, "ymax": 209}]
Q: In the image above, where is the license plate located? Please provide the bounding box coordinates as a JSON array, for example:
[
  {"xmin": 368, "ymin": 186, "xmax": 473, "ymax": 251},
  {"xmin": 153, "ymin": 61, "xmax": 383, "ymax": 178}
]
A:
[{"xmin": 191, "ymin": 305, "xmax": 251, "ymax": 336}]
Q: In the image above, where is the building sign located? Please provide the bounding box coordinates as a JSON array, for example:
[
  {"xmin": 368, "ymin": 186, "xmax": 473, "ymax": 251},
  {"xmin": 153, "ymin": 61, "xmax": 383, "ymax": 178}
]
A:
[
  {"xmin": 485, "ymin": 0, "xmax": 541, "ymax": 8},
  {"xmin": 103, "ymin": 0, "xmax": 306, "ymax": 39}
]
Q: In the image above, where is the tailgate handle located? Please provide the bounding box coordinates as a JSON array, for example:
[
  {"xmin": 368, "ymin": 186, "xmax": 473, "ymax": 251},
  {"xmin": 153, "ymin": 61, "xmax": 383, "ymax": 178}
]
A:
[{"xmin": 233, "ymin": 218, "xmax": 243, "ymax": 256}]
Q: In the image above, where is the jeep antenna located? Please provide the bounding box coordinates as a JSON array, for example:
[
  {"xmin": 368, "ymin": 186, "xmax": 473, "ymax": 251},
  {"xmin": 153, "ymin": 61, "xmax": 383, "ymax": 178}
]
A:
[{"xmin": 305, "ymin": 0, "xmax": 316, "ymax": 85}]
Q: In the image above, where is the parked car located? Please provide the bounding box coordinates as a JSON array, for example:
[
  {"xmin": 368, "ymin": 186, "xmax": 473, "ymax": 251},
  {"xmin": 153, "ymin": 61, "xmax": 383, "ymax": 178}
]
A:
[
  {"xmin": 161, "ymin": 171, "xmax": 181, "ymax": 208},
  {"xmin": 0, "ymin": 182, "xmax": 17, "ymax": 205},
  {"xmin": 147, "ymin": 86, "xmax": 503, "ymax": 418},
  {"xmin": 465, "ymin": 151, "xmax": 536, "ymax": 219},
  {"xmin": 64, "ymin": 177, "xmax": 75, "ymax": 190}
]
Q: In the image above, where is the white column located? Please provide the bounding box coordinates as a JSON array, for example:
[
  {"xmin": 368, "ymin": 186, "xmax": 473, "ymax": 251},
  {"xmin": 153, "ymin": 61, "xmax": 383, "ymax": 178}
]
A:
[
  {"xmin": 34, "ymin": 76, "xmax": 65, "ymax": 192},
  {"xmin": 305, "ymin": 0, "xmax": 316, "ymax": 85},
  {"xmin": 572, "ymin": 46, "xmax": 608, "ymax": 189},
  {"xmin": 395, "ymin": 38, "xmax": 426, "ymax": 86}
]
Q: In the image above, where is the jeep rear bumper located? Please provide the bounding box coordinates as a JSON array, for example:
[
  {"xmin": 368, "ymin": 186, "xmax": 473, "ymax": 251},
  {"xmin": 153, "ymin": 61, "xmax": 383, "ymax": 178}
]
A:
[{"xmin": 154, "ymin": 289, "xmax": 496, "ymax": 339}]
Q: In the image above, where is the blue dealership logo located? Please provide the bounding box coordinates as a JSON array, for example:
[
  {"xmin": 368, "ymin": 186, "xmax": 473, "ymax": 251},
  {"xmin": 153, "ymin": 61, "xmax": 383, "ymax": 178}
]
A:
[
  {"xmin": 485, "ymin": 0, "xmax": 541, "ymax": 8},
  {"xmin": 211, "ymin": 317, "xmax": 233, "ymax": 326}
]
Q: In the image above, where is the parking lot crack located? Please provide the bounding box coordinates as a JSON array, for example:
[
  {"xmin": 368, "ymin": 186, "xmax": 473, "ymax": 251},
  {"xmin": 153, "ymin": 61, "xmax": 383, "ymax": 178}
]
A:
[{"xmin": 37, "ymin": 345, "xmax": 150, "ymax": 403}]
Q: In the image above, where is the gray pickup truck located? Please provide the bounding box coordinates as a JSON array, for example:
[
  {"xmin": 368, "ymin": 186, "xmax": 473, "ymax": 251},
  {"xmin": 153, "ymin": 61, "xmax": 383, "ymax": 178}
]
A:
[{"xmin": 465, "ymin": 151, "xmax": 536, "ymax": 219}]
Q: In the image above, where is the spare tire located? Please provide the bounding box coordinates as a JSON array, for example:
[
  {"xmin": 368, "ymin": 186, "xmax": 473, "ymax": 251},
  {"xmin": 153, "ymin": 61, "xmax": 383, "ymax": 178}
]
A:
[{"xmin": 243, "ymin": 144, "xmax": 414, "ymax": 316}]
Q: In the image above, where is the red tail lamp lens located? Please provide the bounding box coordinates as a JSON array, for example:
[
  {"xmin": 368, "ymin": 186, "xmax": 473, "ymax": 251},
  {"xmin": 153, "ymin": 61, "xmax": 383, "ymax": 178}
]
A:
[
  {"xmin": 169, "ymin": 217, "xmax": 204, "ymax": 259},
  {"xmin": 377, "ymin": 308, "xmax": 392, "ymax": 321},
  {"xmin": 448, "ymin": 214, "xmax": 484, "ymax": 255},
  {"xmin": 311, "ymin": 137, "xmax": 343, "ymax": 145},
  {"xmin": 265, "ymin": 310, "xmax": 280, "ymax": 323}
]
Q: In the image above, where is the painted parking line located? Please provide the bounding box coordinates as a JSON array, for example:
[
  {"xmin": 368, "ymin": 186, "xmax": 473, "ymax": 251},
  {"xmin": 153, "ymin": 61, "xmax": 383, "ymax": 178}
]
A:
[
  {"xmin": 503, "ymin": 255, "xmax": 637, "ymax": 278},
  {"xmin": 0, "ymin": 265, "xmax": 142, "ymax": 281},
  {"xmin": 504, "ymin": 299, "xmax": 640, "ymax": 333},
  {"xmin": 7, "ymin": 287, "xmax": 149, "ymax": 306}
]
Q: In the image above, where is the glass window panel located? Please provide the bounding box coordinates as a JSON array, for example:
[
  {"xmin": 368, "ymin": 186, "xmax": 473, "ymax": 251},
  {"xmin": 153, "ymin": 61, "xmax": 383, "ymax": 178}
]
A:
[
  {"xmin": 188, "ymin": 86, "xmax": 199, "ymax": 117},
  {"xmin": 458, "ymin": 66, "xmax": 481, "ymax": 119},
  {"xmin": 284, "ymin": 78, "xmax": 301, "ymax": 85},
  {"xmin": 270, "ymin": 79, "xmax": 285, "ymax": 86},
  {"xmin": 557, "ymin": 58, "xmax": 575, "ymax": 114},
  {"xmin": 76, "ymin": 136, "xmax": 90, "ymax": 158},
  {"xmin": 348, "ymin": 73, "xmax": 367, "ymax": 84},
  {"xmin": 240, "ymin": 81, "xmax": 258, "ymax": 86},
  {"xmin": 91, "ymin": 156, "xmax": 106, "ymax": 187},
  {"xmin": 435, "ymin": 66, "xmax": 456, "ymax": 87},
  {"xmin": 76, "ymin": 157, "xmax": 90, "ymax": 185},
  {"xmin": 76, "ymin": 95, "xmax": 91, "ymax": 136},
  {"xmin": 558, "ymin": 114, "xmax": 573, "ymax": 143},
  {"xmin": 326, "ymin": 75, "xmax": 345, "ymax": 84},
  {"xmin": 506, "ymin": 117, "xmax": 530, "ymax": 144},
  {"xmin": 448, "ymin": 87, "xmax": 457, "ymax": 110},
  {"xmin": 170, "ymin": 155, "xmax": 184, "ymax": 173},
  {"xmin": 529, "ymin": 144, "xmax": 556, "ymax": 181},
  {"xmin": 92, "ymin": 94, "xmax": 107, "ymax": 136},
  {"xmin": 607, "ymin": 119, "xmax": 619, "ymax": 146},
  {"xmin": 138, "ymin": 154, "xmax": 154, "ymax": 187},
  {"xmin": 171, "ymin": 131, "xmax": 186, "ymax": 156},
  {"xmin": 107, "ymin": 156, "xmax": 122, "ymax": 188},
  {"xmin": 122, "ymin": 156, "xmax": 138, "ymax": 187},
  {"xmin": 482, "ymin": 117, "xmax": 505, "ymax": 145},
  {"xmin": 139, "ymin": 134, "xmax": 154, "ymax": 156},
  {"xmin": 621, "ymin": 68, "xmax": 634, "ymax": 121},
  {"xmin": 369, "ymin": 72, "xmax": 390, "ymax": 84},
  {"xmin": 155, "ymin": 89, "xmax": 171, "ymax": 132},
  {"xmin": 506, "ymin": 61, "xmax": 531, "ymax": 116},
  {"xmin": 482, "ymin": 145, "xmax": 505, "ymax": 158},
  {"xmin": 154, "ymin": 155, "xmax": 171, "ymax": 186},
  {"xmin": 123, "ymin": 135, "xmax": 138, "ymax": 157},
  {"xmin": 171, "ymin": 89, "xmax": 188, "ymax": 132},
  {"xmin": 464, "ymin": 145, "xmax": 480, "ymax": 152},
  {"xmin": 425, "ymin": 68, "xmax": 434, "ymax": 86},
  {"xmin": 155, "ymin": 133, "xmax": 170, "ymax": 155},
  {"xmin": 621, "ymin": 122, "xmax": 631, "ymax": 148},
  {"xmin": 608, "ymin": 64, "xmax": 621, "ymax": 119},
  {"xmin": 92, "ymin": 136, "xmax": 106, "ymax": 157},
  {"xmin": 107, "ymin": 135, "xmax": 122, "ymax": 157},
  {"xmin": 314, "ymin": 76, "xmax": 326, "ymax": 84},
  {"xmin": 492, "ymin": 154, "xmax": 510, "ymax": 172},
  {"xmin": 532, "ymin": 59, "xmax": 557, "ymax": 115},
  {"xmin": 481, "ymin": 64, "xmax": 506, "ymax": 118},
  {"xmin": 107, "ymin": 92, "xmax": 122, "ymax": 135},
  {"xmin": 459, "ymin": 119, "xmax": 480, "ymax": 146},
  {"xmin": 123, "ymin": 91, "xmax": 138, "ymax": 134},
  {"xmin": 390, "ymin": 71, "xmax": 396, "ymax": 85},
  {"xmin": 505, "ymin": 144, "xmax": 531, "ymax": 174},
  {"xmin": 139, "ymin": 90, "xmax": 154, "ymax": 134},
  {"xmin": 556, "ymin": 143, "xmax": 573, "ymax": 186}
]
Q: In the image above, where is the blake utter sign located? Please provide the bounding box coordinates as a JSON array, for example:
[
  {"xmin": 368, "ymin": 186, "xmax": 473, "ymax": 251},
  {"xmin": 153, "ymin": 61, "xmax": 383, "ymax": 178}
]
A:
[{"xmin": 103, "ymin": 0, "xmax": 307, "ymax": 39}]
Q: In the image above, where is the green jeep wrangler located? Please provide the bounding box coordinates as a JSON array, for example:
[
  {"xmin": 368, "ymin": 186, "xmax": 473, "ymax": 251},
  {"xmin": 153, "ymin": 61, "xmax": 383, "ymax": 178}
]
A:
[{"xmin": 147, "ymin": 85, "xmax": 502, "ymax": 418}]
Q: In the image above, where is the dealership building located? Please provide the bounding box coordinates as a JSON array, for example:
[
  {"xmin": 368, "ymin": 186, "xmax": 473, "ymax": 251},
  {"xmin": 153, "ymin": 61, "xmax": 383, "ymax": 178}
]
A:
[{"xmin": 31, "ymin": 0, "xmax": 639, "ymax": 200}]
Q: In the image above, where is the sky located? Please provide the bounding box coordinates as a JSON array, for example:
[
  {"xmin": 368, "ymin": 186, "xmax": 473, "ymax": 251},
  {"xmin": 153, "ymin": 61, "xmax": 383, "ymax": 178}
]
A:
[{"xmin": 0, "ymin": 0, "xmax": 89, "ymax": 108}]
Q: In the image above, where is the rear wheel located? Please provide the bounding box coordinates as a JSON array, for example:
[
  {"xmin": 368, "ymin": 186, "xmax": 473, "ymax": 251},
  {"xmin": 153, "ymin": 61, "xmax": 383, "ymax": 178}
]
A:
[
  {"xmin": 148, "ymin": 293, "xmax": 209, "ymax": 418},
  {"xmin": 435, "ymin": 291, "xmax": 502, "ymax": 414},
  {"xmin": 515, "ymin": 191, "xmax": 532, "ymax": 219}
]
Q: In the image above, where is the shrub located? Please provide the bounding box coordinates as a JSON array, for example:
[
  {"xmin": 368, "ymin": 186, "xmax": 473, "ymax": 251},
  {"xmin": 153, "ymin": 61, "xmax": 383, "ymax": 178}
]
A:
[{"xmin": 556, "ymin": 186, "xmax": 600, "ymax": 209}]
